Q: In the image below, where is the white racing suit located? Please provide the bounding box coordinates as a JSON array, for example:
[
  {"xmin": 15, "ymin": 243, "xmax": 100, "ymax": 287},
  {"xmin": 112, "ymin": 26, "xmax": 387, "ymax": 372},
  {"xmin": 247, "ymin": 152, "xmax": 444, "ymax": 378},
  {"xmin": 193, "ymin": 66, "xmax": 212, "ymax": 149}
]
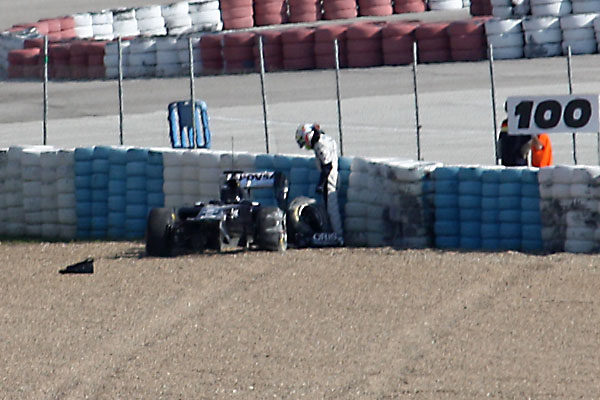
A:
[{"xmin": 312, "ymin": 132, "xmax": 344, "ymax": 242}]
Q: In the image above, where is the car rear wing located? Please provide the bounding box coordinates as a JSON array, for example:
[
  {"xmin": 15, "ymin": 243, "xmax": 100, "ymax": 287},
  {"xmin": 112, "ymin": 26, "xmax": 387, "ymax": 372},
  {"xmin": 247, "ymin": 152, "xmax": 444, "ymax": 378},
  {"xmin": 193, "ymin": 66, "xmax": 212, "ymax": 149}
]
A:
[{"xmin": 223, "ymin": 170, "xmax": 289, "ymax": 208}]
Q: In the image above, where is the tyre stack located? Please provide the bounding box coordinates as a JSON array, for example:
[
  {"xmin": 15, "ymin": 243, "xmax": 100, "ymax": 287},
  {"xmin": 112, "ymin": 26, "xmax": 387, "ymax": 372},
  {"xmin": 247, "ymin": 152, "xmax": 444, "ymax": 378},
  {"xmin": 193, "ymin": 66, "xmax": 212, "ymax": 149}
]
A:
[
  {"xmin": 197, "ymin": 152, "xmax": 223, "ymax": 203},
  {"xmin": 288, "ymin": 156, "xmax": 314, "ymax": 201},
  {"xmin": 56, "ymin": 149, "xmax": 77, "ymax": 240},
  {"xmin": 128, "ymin": 37, "xmax": 157, "ymax": 78},
  {"xmin": 162, "ymin": 1, "xmax": 193, "ymax": 35},
  {"xmin": 484, "ymin": 17, "xmax": 524, "ymax": 59},
  {"xmin": 433, "ymin": 166, "xmax": 460, "ymax": 249},
  {"xmin": 520, "ymin": 168, "xmax": 543, "ymax": 252},
  {"xmin": 254, "ymin": 30, "xmax": 284, "ymax": 72},
  {"xmin": 104, "ymin": 39, "xmax": 130, "ymax": 79},
  {"xmin": 254, "ymin": 0, "xmax": 288, "ymax": 26},
  {"xmin": 107, "ymin": 147, "xmax": 128, "ymax": 239},
  {"xmin": 0, "ymin": 151, "xmax": 6, "ymax": 236},
  {"xmin": 135, "ymin": 5, "xmax": 167, "ymax": 36},
  {"xmin": 125, "ymin": 148, "xmax": 149, "ymax": 239},
  {"xmin": 382, "ymin": 21, "xmax": 418, "ymax": 66},
  {"xmin": 480, "ymin": 168, "xmax": 501, "ymax": 250},
  {"xmin": 314, "ymin": 24, "xmax": 348, "ymax": 69},
  {"xmin": 457, "ymin": 167, "xmax": 483, "ymax": 250},
  {"xmin": 91, "ymin": 10, "xmax": 114, "ymax": 41},
  {"xmin": 112, "ymin": 8, "xmax": 140, "ymax": 38},
  {"xmin": 162, "ymin": 150, "xmax": 184, "ymax": 208},
  {"xmin": 470, "ymin": 0, "xmax": 494, "ymax": 15},
  {"xmin": 57, "ymin": 17, "xmax": 77, "ymax": 40},
  {"xmin": 156, "ymin": 36, "xmax": 181, "ymax": 77},
  {"xmin": 344, "ymin": 158, "xmax": 369, "ymax": 246},
  {"xmin": 190, "ymin": 0, "xmax": 223, "ymax": 31},
  {"xmin": 282, "ymin": 27, "xmax": 316, "ymax": 70},
  {"xmin": 415, "ymin": 22, "xmax": 452, "ymax": 63},
  {"xmin": 322, "ymin": 0, "xmax": 358, "ymax": 20},
  {"xmin": 498, "ymin": 168, "xmax": 523, "ymax": 250},
  {"xmin": 346, "ymin": 22, "xmax": 383, "ymax": 68},
  {"xmin": 49, "ymin": 42, "xmax": 71, "ymax": 79},
  {"xmin": 86, "ymin": 41, "xmax": 107, "ymax": 80},
  {"xmin": 522, "ymin": 16, "xmax": 562, "ymax": 57},
  {"xmin": 358, "ymin": 0, "xmax": 393, "ymax": 16},
  {"xmin": 7, "ymin": 48, "xmax": 41, "ymax": 79},
  {"xmin": 200, "ymin": 33, "xmax": 224, "ymax": 74},
  {"xmin": 74, "ymin": 147, "xmax": 94, "ymax": 239},
  {"xmin": 90, "ymin": 146, "xmax": 110, "ymax": 239},
  {"xmin": 560, "ymin": 13, "xmax": 597, "ymax": 55},
  {"xmin": 4, "ymin": 148, "xmax": 24, "ymax": 236},
  {"xmin": 21, "ymin": 148, "xmax": 45, "ymax": 237},
  {"xmin": 38, "ymin": 18, "xmax": 63, "ymax": 42},
  {"xmin": 69, "ymin": 41, "xmax": 89, "ymax": 80},
  {"xmin": 288, "ymin": 0, "xmax": 322, "ymax": 23},
  {"xmin": 223, "ymin": 31, "xmax": 256, "ymax": 74},
  {"xmin": 146, "ymin": 151, "xmax": 165, "ymax": 218},
  {"xmin": 220, "ymin": 0, "xmax": 254, "ymax": 29},
  {"xmin": 39, "ymin": 149, "xmax": 61, "ymax": 239},
  {"xmin": 177, "ymin": 36, "xmax": 202, "ymax": 75},
  {"xmin": 72, "ymin": 13, "xmax": 94, "ymax": 39},
  {"xmin": 448, "ymin": 18, "xmax": 488, "ymax": 61},
  {"xmin": 394, "ymin": 0, "xmax": 427, "ymax": 12}
]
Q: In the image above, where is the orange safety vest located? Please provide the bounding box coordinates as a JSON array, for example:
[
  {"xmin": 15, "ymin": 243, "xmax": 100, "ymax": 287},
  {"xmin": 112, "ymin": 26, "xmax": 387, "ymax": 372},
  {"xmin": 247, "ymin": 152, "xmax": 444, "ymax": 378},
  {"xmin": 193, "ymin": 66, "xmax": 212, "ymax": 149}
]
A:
[{"xmin": 531, "ymin": 134, "xmax": 553, "ymax": 168}]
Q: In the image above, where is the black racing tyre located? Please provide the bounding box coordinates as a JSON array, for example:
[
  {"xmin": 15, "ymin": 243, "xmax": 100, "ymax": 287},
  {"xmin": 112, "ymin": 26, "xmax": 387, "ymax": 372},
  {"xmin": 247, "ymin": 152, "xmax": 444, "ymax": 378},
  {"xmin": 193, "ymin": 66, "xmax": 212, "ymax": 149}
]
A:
[
  {"xmin": 256, "ymin": 206, "xmax": 287, "ymax": 251},
  {"xmin": 286, "ymin": 196, "xmax": 329, "ymax": 244},
  {"xmin": 146, "ymin": 207, "xmax": 175, "ymax": 257}
]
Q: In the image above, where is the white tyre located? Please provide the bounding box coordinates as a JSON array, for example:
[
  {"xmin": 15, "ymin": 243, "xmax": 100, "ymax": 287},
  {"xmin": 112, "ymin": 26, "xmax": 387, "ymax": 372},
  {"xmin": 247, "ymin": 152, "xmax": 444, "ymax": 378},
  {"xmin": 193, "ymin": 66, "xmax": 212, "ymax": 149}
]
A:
[
  {"xmin": 562, "ymin": 38, "xmax": 597, "ymax": 54},
  {"xmin": 156, "ymin": 36, "xmax": 178, "ymax": 51},
  {"xmin": 129, "ymin": 38, "xmax": 157, "ymax": 53},
  {"xmin": 105, "ymin": 40, "xmax": 130, "ymax": 55},
  {"xmin": 178, "ymin": 48, "xmax": 202, "ymax": 63},
  {"xmin": 157, "ymin": 50, "xmax": 180, "ymax": 64},
  {"xmin": 166, "ymin": 15, "xmax": 193, "ymax": 29},
  {"xmin": 189, "ymin": 0, "xmax": 220, "ymax": 13},
  {"xmin": 75, "ymin": 25, "xmax": 94, "ymax": 38},
  {"xmin": 562, "ymin": 27, "xmax": 594, "ymax": 40},
  {"xmin": 103, "ymin": 54, "xmax": 128, "ymax": 68},
  {"xmin": 113, "ymin": 19, "xmax": 139, "ymax": 36},
  {"xmin": 573, "ymin": 166, "xmax": 600, "ymax": 183},
  {"xmin": 524, "ymin": 41, "xmax": 562, "ymax": 57},
  {"xmin": 92, "ymin": 11, "xmax": 114, "ymax": 25},
  {"xmin": 156, "ymin": 63, "xmax": 183, "ymax": 77},
  {"xmin": 190, "ymin": 9, "xmax": 222, "ymax": 25},
  {"xmin": 493, "ymin": 5, "xmax": 515, "ymax": 17},
  {"xmin": 560, "ymin": 13, "xmax": 598, "ymax": 29},
  {"xmin": 429, "ymin": 0, "xmax": 464, "ymax": 9},
  {"xmin": 487, "ymin": 32, "xmax": 525, "ymax": 47},
  {"xmin": 524, "ymin": 27, "xmax": 562, "ymax": 42},
  {"xmin": 492, "ymin": 45, "xmax": 525, "ymax": 58},
  {"xmin": 113, "ymin": 8, "xmax": 136, "ymax": 21},
  {"xmin": 72, "ymin": 13, "xmax": 93, "ymax": 27},
  {"xmin": 127, "ymin": 52, "xmax": 157, "ymax": 66},
  {"xmin": 552, "ymin": 165, "xmax": 574, "ymax": 183},
  {"xmin": 168, "ymin": 26, "xmax": 192, "ymax": 35},
  {"xmin": 140, "ymin": 27, "xmax": 168, "ymax": 36},
  {"xmin": 162, "ymin": 2, "xmax": 190, "ymax": 18},
  {"xmin": 531, "ymin": 1, "xmax": 572, "ymax": 16},
  {"xmin": 93, "ymin": 23, "xmax": 113, "ymax": 36},
  {"xmin": 126, "ymin": 65, "xmax": 155, "ymax": 78},
  {"xmin": 137, "ymin": 16, "xmax": 166, "ymax": 31},
  {"xmin": 485, "ymin": 18, "xmax": 523, "ymax": 34},
  {"xmin": 523, "ymin": 15, "xmax": 560, "ymax": 30},
  {"xmin": 513, "ymin": 2, "xmax": 531, "ymax": 14},
  {"xmin": 136, "ymin": 5, "xmax": 162, "ymax": 20},
  {"xmin": 573, "ymin": 0, "xmax": 600, "ymax": 12}
]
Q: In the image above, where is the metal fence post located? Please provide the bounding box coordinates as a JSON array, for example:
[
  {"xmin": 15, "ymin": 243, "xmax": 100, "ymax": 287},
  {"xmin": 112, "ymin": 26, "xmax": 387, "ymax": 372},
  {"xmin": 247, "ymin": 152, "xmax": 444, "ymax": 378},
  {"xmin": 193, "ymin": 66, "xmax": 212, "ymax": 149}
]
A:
[
  {"xmin": 334, "ymin": 38, "xmax": 344, "ymax": 156},
  {"xmin": 411, "ymin": 41, "xmax": 422, "ymax": 161},
  {"xmin": 117, "ymin": 36, "xmax": 124, "ymax": 145},
  {"xmin": 258, "ymin": 35, "xmax": 270, "ymax": 154},
  {"xmin": 567, "ymin": 45, "xmax": 577, "ymax": 165},
  {"xmin": 189, "ymin": 37, "xmax": 197, "ymax": 148},
  {"xmin": 488, "ymin": 44, "xmax": 499, "ymax": 165},
  {"xmin": 43, "ymin": 35, "xmax": 48, "ymax": 145}
]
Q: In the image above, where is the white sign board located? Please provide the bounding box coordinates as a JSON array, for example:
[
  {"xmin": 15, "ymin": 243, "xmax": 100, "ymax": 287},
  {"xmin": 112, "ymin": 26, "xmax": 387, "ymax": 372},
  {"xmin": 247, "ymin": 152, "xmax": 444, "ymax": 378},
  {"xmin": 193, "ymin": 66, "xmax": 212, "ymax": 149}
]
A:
[{"xmin": 506, "ymin": 94, "xmax": 600, "ymax": 135}]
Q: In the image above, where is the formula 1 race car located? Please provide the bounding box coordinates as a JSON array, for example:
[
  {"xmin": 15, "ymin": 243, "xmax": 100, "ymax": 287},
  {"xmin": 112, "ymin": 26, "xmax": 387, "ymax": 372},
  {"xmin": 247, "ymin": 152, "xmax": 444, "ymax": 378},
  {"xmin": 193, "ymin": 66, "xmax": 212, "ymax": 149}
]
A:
[{"xmin": 145, "ymin": 170, "xmax": 289, "ymax": 257}]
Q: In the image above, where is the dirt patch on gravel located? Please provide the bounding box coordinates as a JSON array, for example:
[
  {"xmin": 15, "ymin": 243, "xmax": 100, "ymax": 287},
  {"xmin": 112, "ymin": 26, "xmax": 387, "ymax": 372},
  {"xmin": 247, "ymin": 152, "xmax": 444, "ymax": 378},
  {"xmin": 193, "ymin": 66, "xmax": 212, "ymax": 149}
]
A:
[{"xmin": 1, "ymin": 241, "xmax": 599, "ymax": 399}]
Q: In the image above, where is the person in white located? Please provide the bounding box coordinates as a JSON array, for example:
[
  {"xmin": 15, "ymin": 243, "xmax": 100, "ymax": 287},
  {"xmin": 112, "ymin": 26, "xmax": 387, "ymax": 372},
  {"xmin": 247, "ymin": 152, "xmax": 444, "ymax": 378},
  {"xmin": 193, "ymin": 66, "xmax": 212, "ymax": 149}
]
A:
[{"xmin": 295, "ymin": 123, "xmax": 344, "ymax": 245}]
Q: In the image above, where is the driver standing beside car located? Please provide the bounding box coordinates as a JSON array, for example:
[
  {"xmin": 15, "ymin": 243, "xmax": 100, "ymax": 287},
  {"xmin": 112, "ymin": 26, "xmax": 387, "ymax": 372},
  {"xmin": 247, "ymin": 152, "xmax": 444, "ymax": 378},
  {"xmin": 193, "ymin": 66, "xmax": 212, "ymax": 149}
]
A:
[{"xmin": 295, "ymin": 123, "xmax": 344, "ymax": 246}]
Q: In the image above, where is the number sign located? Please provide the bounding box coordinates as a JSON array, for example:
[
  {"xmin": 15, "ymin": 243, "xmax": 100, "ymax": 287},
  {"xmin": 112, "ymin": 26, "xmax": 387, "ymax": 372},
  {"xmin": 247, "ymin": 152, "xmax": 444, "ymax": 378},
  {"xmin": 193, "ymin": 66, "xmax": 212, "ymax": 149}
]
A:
[{"xmin": 506, "ymin": 94, "xmax": 599, "ymax": 135}]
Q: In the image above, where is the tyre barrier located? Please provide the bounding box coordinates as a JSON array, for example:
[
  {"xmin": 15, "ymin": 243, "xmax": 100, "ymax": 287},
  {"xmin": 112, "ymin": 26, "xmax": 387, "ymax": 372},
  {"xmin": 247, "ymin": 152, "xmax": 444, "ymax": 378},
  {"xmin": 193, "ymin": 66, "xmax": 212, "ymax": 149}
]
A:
[{"xmin": 3, "ymin": 145, "xmax": 600, "ymax": 254}]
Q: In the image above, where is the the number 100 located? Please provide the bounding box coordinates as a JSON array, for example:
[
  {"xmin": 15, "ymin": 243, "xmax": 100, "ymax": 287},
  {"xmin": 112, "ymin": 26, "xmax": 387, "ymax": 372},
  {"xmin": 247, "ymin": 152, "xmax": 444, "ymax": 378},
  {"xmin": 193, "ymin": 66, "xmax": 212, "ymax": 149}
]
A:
[{"xmin": 514, "ymin": 99, "xmax": 592, "ymax": 130}]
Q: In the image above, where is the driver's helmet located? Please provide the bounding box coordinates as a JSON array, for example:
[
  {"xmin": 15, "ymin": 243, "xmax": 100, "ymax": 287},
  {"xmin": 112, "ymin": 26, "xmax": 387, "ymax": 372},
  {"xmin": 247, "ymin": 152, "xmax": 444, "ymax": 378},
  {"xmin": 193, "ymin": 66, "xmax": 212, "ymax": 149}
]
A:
[
  {"xmin": 295, "ymin": 123, "xmax": 315, "ymax": 150},
  {"xmin": 220, "ymin": 178, "xmax": 244, "ymax": 203}
]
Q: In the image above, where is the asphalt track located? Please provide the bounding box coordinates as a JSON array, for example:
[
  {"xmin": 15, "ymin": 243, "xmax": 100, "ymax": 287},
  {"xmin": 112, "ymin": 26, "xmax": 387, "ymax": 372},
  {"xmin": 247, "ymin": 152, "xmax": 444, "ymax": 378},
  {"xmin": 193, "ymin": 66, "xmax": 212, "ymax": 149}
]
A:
[{"xmin": 3, "ymin": 2, "xmax": 600, "ymax": 166}]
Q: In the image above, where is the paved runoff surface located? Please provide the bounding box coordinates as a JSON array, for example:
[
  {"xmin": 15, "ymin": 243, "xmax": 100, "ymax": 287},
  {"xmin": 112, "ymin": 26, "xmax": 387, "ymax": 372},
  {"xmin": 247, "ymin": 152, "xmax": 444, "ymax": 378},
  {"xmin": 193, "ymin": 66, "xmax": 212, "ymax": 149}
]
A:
[{"xmin": 3, "ymin": 3, "xmax": 600, "ymax": 166}]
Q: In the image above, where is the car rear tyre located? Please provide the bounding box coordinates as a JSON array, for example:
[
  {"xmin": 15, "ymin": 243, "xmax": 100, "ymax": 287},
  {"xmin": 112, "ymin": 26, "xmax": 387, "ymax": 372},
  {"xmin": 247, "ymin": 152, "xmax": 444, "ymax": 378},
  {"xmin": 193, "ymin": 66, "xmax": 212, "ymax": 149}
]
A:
[
  {"xmin": 256, "ymin": 206, "xmax": 287, "ymax": 251},
  {"xmin": 146, "ymin": 207, "xmax": 175, "ymax": 257},
  {"xmin": 286, "ymin": 196, "xmax": 329, "ymax": 244}
]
